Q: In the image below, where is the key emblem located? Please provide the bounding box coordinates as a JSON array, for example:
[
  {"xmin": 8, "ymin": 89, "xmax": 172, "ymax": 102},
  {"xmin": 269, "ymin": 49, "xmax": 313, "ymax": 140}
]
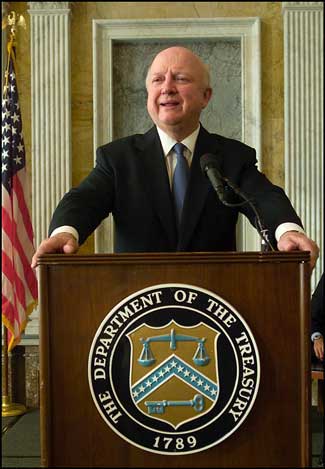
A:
[{"xmin": 145, "ymin": 393, "xmax": 205, "ymax": 414}]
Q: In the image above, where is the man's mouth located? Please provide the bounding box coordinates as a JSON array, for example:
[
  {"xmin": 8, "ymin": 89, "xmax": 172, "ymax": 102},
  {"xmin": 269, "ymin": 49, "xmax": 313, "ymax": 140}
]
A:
[{"xmin": 160, "ymin": 101, "xmax": 180, "ymax": 107}]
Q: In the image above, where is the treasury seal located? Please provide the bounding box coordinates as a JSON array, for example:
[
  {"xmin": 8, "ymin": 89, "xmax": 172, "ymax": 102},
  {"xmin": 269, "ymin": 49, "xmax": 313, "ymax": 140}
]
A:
[{"xmin": 88, "ymin": 284, "xmax": 260, "ymax": 455}]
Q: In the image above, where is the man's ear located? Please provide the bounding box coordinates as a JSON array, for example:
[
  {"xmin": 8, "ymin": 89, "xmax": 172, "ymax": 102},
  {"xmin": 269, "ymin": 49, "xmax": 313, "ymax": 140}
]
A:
[{"xmin": 202, "ymin": 87, "xmax": 212, "ymax": 109}]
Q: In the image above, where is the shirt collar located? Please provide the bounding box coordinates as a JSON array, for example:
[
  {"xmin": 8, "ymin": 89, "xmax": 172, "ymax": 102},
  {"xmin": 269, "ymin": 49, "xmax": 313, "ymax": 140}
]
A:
[{"xmin": 156, "ymin": 125, "xmax": 200, "ymax": 157}]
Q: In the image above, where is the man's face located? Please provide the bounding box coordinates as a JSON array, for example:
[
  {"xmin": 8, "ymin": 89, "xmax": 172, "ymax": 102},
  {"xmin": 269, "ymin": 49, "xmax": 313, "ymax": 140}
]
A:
[{"xmin": 146, "ymin": 47, "xmax": 212, "ymax": 137}]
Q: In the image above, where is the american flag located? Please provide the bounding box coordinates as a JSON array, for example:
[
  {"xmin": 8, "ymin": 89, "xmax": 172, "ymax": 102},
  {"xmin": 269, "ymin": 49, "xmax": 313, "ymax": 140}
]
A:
[{"xmin": 2, "ymin": 43, "xmax": 38, "ymax": 351}]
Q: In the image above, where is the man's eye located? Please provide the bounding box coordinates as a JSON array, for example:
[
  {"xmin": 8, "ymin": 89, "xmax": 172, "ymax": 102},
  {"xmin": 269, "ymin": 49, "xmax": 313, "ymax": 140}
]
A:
[
  {"xmin": 176, "ymin": 76, "xmax": 189, "ymax": 82},
  {"xmin": 152, "ymin": 77, "xmax": 163, "ymax": 83}
]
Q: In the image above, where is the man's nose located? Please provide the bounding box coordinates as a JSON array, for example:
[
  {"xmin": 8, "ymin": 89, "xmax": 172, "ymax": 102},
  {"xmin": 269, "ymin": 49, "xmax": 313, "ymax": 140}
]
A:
[{"xmin": 161, "ymin": 74, "xmax": 177, "ymax": 94}]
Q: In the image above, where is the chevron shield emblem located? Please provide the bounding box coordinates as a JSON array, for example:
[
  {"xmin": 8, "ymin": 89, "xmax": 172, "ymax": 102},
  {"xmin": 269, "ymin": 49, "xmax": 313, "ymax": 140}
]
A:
[{"xmin": 127, "ymin": 321, "xmax": 220, "ymax": 428}]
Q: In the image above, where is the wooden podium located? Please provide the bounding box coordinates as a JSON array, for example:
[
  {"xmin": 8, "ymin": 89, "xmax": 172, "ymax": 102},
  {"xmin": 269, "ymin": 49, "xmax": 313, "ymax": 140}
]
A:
[{"xmin": 38, "ymin": 251, "xmax": 311, "ymax": 467}]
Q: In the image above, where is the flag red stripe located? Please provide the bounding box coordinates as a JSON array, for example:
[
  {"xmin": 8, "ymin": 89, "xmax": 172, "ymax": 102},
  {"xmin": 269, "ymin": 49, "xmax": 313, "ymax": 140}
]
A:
[
  {"xmin": 2, "ymin": 230, "xmax": 37, "ymax": 306},
  {"xmin": 2, "ymin": 207, "xmax": 38, "ymax": 298},
  {"xmin": 13, "ymin": 173, "xmax": 34, "ymax": 242},
  {"xmin": 2, "ymin": 294, "xmax": 16, "ymax": 327},
  {"xmin": 2, "ymin": 186, "xmax": 34, "ymax": 254},
  {"xmin": 2, "ymin": 287, "xmax": 29, "ymax": 331},
  {"xmin": 2, "ymin": 252, "xmax": 27, "ymax": 311}
]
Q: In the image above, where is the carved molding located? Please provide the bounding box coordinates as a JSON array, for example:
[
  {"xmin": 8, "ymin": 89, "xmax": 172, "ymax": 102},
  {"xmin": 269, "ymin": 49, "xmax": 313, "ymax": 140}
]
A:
[
  {"xmin": 28, "ymin": 2, "xmax": 70, "ymax": 10},
  {"xmin": 282, "ymin": 1, "xmax": 324, "ymax": 10}
]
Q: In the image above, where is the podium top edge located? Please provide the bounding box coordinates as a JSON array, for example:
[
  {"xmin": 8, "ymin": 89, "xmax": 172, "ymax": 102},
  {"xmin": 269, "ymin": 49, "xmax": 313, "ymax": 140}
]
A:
[{"xmin": 37, "ymin": 251, "xmax": 310, "ymax": 265}]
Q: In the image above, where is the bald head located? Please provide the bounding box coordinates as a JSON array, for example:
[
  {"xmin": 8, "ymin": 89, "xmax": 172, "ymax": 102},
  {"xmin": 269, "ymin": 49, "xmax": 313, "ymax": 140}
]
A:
[{"xmin": 146, "ymin": 46, "xmax": 211, "ymax": 89}]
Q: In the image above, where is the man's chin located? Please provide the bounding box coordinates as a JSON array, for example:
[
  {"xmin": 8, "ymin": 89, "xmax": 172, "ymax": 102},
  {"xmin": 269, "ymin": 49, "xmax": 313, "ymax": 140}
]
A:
[{"xmin": 157, "ymin": 116, "xmax": 183, "ymax": 127}]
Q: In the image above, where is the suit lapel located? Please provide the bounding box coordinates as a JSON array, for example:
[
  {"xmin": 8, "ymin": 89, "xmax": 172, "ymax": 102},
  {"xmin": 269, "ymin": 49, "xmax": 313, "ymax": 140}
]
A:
[
  {"xmin": 138, "ymin": 127, "xmax": 178, "ymax": 248},
  {"xmin": 178, "ymin": 127, "xmax": 221, "ymax": 250}
]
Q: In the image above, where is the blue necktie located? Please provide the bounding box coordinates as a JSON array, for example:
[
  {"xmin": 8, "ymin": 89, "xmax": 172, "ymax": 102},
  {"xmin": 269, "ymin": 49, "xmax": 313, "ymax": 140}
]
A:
[{"xmin": 172, "ymin": 143, "xmax": 189, "ymax": 226}]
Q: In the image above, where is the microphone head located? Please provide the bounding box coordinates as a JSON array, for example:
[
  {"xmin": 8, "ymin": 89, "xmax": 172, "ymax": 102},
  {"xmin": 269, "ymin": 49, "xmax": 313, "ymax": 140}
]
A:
[{"xmin": 200, "ymin": 153, "xmax": 222, "ymax": 175}]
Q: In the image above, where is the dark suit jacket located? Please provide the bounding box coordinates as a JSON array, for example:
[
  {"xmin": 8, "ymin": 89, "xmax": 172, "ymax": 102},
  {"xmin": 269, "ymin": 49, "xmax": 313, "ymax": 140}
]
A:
[{"xmin": 49, "ymin": 125, "xmax": 303, "ymax": 252}]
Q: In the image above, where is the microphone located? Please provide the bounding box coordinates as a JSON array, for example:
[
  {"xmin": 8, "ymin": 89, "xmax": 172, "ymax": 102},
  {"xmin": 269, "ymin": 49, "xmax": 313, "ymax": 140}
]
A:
[
  {"xmin": 200, "ymin": 153, "xmax": 275, "ymax": 252},
  {"xmin": 200, "ymin": 153, "xmax": 227, "ymax": 203}
]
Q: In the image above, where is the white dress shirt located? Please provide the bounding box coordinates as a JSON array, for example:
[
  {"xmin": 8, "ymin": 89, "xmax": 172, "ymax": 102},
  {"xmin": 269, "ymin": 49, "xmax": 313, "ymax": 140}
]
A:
[{"xmin": 51, "ymin": 125, "xmax": 304, "ymax": 243}]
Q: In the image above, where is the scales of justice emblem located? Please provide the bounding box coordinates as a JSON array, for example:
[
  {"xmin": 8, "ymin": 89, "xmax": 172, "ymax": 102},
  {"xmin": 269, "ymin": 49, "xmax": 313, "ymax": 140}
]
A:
[{"xmin": 127, "ymin": 321, "xmax": 220, "ymax": 428}]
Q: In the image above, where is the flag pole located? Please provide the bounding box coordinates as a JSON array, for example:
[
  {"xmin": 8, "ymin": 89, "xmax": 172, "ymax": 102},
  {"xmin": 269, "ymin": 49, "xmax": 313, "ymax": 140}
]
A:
[
  {"xmin": 2, "ymin": 325, "xmax": 26, "ymax": 416},
  {"xmin": 2, "ymin": 10, "xmax": 28, "ymax": 418}
]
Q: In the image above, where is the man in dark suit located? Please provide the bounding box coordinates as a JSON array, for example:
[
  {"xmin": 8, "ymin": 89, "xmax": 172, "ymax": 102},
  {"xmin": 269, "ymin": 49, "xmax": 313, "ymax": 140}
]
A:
[{"xmin": 31, "ymin": 46, "xmax": 319, "ymax": 268}]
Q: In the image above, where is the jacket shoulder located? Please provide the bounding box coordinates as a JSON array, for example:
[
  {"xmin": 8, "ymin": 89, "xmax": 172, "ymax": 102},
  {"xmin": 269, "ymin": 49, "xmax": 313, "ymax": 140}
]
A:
[
  {"xmin": 97, "ymin": 126, "xmax": 157, "ymax": 154},
  {"xmin": 210, "ymin": 132, "xmax": 255, "ymax": 154},
  {"xmin": 97, "ymin": 134, "xmax": 142, "ymax": 154}
]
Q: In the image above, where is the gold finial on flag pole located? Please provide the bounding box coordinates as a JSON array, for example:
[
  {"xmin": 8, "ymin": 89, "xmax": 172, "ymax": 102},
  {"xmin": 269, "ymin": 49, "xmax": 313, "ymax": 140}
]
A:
[
  {"xmin": 2, "ymin": 10, "xmax": 26, "ymax": 37},
  {"xmin": 2, "ymin": 11, "xmax": 27, "ymax": 94}
]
